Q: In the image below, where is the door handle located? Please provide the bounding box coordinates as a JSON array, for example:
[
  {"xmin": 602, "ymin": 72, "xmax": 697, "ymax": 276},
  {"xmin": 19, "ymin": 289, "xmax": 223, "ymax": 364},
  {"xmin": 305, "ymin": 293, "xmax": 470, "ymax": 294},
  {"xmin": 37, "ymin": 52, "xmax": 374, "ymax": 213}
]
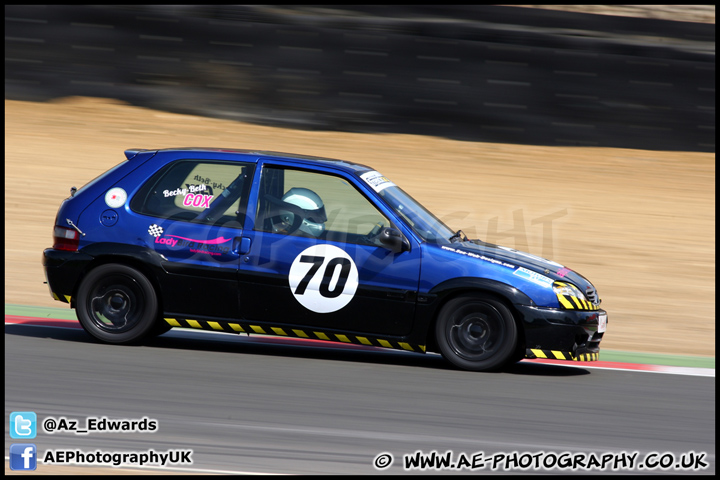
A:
[{"xmin": 233, "ymin": 236, "xmax": 252, "ymax": 255}]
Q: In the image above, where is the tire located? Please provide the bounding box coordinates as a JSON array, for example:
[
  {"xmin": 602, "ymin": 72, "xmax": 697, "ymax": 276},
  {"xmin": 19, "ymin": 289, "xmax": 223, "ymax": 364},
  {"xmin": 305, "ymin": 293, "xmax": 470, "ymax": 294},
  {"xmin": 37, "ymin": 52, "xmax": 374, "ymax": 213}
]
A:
[
  {"xmin": 147, "ymin": 318, "xmax": 173, "ymax": 338},
  {"xmin": 435, "ymin": 293, "xmax": 518, "ymax": 371},
  {"xmin": 76, "ymin": 264, "xmax": 159, "ymax": 344},
  {"xmin": 506, "ymin": 340, "xmax": 527, "ymax": 366}
]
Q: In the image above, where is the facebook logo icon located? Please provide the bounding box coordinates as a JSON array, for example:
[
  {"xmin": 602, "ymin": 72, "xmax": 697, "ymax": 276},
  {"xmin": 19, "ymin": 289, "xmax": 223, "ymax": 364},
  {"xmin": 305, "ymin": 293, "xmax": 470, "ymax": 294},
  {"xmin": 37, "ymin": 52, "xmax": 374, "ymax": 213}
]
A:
[
  {"xmin": 10, "ymin": 444, "xmax": 37, "ymax": 470},
  {"xmin": 10, "ymin": 411, "xmax": 37, "ymax": 439}
]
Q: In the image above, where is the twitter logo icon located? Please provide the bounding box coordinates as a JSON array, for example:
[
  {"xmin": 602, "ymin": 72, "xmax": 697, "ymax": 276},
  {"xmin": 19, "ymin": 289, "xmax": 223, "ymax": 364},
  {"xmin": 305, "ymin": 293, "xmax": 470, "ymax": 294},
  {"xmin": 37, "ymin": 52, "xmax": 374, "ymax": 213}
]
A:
[{"xmin": 10, "ymin": 412, "xmax": 37, "ymax": 439}]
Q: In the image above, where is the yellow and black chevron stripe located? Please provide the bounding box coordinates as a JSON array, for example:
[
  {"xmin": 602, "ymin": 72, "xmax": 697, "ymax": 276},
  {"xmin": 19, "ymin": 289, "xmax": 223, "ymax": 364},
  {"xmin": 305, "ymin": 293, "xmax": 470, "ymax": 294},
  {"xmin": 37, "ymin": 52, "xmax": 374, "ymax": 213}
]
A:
[
  {"xmin": 51, "ymin": 292, "xmax": 72, "ymax": 304},
  {"xmin": 164, "ymin": 317, "xmax": 426, "ymax": 353},
  {"xmin": 527, "ymin": 348, "xmax": 599, "ymax": 362},
  {"xmin": 554, "ymin": 282, "xmax": 599, "ymax": 311}
]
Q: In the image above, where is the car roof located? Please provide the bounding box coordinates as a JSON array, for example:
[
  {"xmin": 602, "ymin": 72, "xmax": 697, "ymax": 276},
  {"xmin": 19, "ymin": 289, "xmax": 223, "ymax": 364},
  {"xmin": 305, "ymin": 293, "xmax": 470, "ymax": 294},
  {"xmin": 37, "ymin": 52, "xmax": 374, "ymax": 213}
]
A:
[{"xmin": 124, "ymin": 147, "xmax": 374, "ymax": 174}]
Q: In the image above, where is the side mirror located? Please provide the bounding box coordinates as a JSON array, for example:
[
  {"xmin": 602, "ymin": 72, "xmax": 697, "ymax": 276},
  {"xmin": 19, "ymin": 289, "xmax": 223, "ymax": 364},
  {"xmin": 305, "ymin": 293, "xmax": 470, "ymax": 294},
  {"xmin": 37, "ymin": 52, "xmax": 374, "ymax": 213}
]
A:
[{"xmin": 378, "ymin": 227, "xmax": 410, "ymax": 253}]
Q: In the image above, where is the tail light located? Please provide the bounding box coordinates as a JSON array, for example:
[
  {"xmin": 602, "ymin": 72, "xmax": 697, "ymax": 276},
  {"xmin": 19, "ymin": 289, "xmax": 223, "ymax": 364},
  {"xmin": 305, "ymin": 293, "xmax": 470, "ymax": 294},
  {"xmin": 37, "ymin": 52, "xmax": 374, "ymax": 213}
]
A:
[{"xmin": 53, "ymin": 225, "xmax": 80, "ymax": 251}]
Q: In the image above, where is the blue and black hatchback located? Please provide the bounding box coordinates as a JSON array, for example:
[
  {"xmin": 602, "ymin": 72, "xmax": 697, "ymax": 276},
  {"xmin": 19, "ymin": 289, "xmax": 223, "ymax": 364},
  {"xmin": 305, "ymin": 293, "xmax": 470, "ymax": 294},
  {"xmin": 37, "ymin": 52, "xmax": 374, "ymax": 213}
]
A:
[{"xmin": 43, "ymin": 148, "xmax": 607, "ymax": 371}]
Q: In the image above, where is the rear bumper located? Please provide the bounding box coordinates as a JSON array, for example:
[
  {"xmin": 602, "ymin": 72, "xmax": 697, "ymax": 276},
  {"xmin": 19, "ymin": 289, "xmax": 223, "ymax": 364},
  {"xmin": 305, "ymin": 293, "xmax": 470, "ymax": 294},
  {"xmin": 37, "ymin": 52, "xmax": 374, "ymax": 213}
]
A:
[
  {"xmin": 42, "ymin": 248, "xmax": 94, "ymax": 304},
  {"xmin": 516, "ymin": 305, "xmax": 607, "ymax": 361}
]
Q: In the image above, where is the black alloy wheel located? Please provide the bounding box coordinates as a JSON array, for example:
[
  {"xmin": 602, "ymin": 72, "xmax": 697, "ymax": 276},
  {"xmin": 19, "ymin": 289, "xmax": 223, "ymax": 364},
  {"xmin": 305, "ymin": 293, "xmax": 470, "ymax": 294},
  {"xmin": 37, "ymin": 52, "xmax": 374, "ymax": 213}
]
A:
[
  {"xmin": 76, "ymin": 264, "xmax": 160, "ymax": 344},
  {"xmin": 435, "ymin": 293, "xmax": 518, "ymax": 371}
]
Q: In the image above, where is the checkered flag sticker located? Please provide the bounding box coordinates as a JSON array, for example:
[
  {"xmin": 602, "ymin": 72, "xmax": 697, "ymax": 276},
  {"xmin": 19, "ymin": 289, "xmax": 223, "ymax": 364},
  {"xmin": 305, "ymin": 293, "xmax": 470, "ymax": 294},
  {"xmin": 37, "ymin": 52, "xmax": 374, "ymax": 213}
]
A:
[{"xmin": 148, "ymin": 224, "xmax": 164, "ymax": 237}]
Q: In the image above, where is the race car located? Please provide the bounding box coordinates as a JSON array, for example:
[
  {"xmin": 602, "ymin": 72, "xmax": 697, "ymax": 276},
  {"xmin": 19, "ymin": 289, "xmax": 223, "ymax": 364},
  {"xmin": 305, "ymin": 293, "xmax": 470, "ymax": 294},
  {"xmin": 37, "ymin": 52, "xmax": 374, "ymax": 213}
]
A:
[{"xmin": 42, "ymin": 148, "xmax": 607, "ymax": 371}]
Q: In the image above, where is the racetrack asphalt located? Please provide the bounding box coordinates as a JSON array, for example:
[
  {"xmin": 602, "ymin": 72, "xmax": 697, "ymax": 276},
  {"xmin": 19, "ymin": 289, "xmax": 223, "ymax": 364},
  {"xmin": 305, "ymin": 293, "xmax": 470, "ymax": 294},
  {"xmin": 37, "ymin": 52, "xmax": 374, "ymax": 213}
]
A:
[
  {"xmin": 5, "ymin": 315, "xmax": 715, "ymax": 475},
  {"xmin": 6, "ymin": 303, "xmax": 714, "ymax": 375}
]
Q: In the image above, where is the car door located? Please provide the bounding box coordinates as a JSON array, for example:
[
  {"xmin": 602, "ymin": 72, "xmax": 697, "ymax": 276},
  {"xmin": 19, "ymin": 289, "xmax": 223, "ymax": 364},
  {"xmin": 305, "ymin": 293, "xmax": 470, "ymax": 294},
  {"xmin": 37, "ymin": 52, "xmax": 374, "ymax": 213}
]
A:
[
  {"xmin": 129, "ymin": 158, "xmax": 255, "ymax": 319},
  {"xmin": 237, "ymin": 161, "xmax": 422, "ymax": 337}
]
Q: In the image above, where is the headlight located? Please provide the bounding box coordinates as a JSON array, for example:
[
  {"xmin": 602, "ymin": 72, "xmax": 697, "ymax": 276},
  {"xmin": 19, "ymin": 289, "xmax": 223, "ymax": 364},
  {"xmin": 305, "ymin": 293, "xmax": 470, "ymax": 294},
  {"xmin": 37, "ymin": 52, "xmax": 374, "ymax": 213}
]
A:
[{"xmin": 553, "ymin": 281, "xmax": 598, "ymax": 311}]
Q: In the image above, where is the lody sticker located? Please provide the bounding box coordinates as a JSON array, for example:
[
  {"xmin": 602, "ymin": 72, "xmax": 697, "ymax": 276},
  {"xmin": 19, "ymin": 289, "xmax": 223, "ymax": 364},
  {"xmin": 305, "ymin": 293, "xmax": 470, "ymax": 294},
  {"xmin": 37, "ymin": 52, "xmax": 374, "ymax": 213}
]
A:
[{"xmin": 288, "ymin": 244, "xmax": 359, "ymax": 313}]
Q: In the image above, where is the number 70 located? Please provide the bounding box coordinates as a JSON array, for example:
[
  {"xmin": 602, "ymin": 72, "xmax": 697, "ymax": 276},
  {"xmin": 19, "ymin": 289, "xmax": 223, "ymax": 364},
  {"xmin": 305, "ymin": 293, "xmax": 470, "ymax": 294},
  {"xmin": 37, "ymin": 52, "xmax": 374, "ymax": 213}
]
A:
[{"xmin": 294, "ymin": 255, "xmax": 352, "ymax": 299}]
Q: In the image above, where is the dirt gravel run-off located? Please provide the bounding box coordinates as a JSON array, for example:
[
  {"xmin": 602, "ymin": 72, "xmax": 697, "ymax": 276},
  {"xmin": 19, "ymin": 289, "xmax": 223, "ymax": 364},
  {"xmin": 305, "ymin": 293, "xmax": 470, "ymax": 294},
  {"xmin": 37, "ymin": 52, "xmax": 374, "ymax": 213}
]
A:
[{"xmin": 5, "ymin": 97, "xmax": 714, "ymax": 358}]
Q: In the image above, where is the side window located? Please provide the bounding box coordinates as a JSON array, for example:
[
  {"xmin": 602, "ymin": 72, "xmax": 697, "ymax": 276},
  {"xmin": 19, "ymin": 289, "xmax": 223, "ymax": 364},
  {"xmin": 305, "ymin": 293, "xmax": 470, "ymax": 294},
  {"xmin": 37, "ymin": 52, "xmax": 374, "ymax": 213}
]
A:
[
  {"xmin": 255, "ymin": 166, "xmax": 391, "ymax": 245},
  {"xmin": 131, "ymin": 160, "xmax": 254, "ymax": 227}
]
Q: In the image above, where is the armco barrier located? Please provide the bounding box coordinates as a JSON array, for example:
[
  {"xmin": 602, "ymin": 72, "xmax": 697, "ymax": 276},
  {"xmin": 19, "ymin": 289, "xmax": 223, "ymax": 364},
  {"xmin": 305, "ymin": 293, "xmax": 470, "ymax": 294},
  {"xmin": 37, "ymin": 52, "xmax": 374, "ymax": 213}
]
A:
[{"xmin": 5, "ymin": 5, "xmax": 715, "ymax": 152}]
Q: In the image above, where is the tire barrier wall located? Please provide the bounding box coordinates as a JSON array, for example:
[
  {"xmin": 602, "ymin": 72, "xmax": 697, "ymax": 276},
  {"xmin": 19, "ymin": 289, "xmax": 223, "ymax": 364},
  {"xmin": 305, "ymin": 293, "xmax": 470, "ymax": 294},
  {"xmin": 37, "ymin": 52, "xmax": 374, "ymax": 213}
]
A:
[{"xmin": 5, "ymin": 5, "xmax": 715, "ymax": 152}]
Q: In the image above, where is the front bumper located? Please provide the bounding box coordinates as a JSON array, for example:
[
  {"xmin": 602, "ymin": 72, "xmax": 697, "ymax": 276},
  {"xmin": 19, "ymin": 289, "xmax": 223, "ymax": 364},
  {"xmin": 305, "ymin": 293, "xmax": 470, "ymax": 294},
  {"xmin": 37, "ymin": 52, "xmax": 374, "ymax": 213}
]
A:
[{"xmin": 516, "ymin": 305, "xmax": 607, "ymax": 361}]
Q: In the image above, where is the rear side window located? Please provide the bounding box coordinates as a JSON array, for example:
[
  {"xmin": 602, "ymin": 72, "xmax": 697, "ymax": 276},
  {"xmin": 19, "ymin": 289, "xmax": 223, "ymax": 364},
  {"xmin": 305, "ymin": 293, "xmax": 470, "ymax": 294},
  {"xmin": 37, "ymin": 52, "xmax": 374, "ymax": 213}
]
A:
[{"xmin": 130, "ymin": 159, "xmax": 255, "ymax": 227}]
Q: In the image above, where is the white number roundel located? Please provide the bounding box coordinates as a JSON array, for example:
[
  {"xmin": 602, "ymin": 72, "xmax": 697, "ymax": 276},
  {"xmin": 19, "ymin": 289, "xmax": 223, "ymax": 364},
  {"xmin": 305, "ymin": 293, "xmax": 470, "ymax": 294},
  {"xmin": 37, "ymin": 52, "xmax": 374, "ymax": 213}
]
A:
[{"xmin": 289, "ymin": 244, "xmax": 359, "ymax": 313}]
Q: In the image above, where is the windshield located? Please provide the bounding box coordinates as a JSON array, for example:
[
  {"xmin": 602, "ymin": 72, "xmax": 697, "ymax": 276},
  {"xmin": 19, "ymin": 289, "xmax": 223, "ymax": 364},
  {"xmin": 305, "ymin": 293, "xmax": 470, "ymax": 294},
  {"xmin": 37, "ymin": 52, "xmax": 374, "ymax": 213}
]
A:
[{"xmin": 378, "ymin": 185, "xmax": 456, "ymax": 244}]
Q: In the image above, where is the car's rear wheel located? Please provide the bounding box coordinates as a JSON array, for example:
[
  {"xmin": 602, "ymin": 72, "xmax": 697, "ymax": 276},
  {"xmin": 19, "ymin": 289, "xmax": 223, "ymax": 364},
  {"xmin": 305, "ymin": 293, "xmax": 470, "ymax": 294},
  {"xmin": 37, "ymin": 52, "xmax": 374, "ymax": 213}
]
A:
[
  {"xmin": 435, "ymin": 293, "xmax": 518, "ymax": 371},
  {"xmin": 76, "ymin": 264, "xmax": 159, "ymax": 344}
]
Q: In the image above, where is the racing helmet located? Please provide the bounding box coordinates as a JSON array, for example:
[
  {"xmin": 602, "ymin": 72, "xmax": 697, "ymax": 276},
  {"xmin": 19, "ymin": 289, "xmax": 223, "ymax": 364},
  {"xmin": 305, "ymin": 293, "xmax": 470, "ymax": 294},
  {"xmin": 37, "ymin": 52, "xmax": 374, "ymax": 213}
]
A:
[{"xmin": 281, "ymin": 187, "xmax": 327, "ymax": 237}]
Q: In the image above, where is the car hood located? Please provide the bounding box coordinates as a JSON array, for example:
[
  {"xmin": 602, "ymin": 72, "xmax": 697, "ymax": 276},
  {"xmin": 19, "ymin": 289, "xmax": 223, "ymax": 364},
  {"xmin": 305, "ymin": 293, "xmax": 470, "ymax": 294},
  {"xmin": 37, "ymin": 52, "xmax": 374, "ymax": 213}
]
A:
[{"xmin": 449, "ymin": 239, "xmax": 598, "ymax": 299}]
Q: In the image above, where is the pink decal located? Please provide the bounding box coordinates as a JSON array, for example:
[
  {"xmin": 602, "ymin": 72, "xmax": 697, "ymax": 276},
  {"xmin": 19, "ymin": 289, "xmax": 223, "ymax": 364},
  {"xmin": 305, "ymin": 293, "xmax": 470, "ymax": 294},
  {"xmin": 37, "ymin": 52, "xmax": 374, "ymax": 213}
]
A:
[
  {"xmin": 556, "ymin": 267, "xmax": 571, "ymax": 277},
  {"xmin": 166, "ymin": 235, "xmax": 231, "ymax": 245},
  {"xmin": 183, "ymin": 193, "xmax": 213, "ymax": 207},
  {"xmin": 155, "ymin": 237, "xmax": 178, "ymax": 247}
]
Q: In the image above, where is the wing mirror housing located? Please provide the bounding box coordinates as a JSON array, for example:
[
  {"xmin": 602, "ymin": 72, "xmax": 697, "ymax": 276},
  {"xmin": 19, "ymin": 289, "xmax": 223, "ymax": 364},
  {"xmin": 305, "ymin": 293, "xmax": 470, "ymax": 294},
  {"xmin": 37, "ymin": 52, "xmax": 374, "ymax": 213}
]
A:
[{"xmin": 379, "ymin": 227, "xmax": 410, "ymax": 253}]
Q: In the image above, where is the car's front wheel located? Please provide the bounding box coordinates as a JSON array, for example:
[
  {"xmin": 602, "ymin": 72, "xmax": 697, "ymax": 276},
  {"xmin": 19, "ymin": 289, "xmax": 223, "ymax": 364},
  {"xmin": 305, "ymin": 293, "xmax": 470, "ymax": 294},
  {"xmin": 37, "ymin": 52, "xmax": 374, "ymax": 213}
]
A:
[
  {"xmin": 76, "ymin": 264, "xmax": 159, "ymax": 344},
  {"xmin": 435, "ymin": 293, "xmax": 518, "ymax": 371}
]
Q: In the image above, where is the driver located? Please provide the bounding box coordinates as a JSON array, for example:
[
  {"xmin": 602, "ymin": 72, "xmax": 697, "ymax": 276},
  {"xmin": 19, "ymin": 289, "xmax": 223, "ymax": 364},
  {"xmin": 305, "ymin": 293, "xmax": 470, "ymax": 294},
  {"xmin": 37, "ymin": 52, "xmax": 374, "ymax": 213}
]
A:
[{"xmin": 280, "ymin": 187, "xmax": 327, "ymax": 237}]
